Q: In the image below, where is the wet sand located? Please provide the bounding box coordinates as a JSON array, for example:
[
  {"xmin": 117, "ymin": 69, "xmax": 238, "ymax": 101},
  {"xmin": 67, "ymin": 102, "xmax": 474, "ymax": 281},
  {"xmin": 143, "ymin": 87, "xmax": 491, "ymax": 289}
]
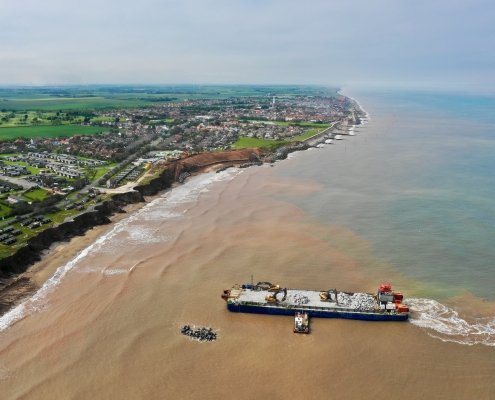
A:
[
  {"xmin": 0, "ymin": 166, "xmax": 494, "ymax": 399},
  {"xmin": 29, "ymin": 203, "xmax": 145, "ymax": 286},
  {"xmin": 0, "ymin": 202, "xmax": 146, "ymax": 313}
]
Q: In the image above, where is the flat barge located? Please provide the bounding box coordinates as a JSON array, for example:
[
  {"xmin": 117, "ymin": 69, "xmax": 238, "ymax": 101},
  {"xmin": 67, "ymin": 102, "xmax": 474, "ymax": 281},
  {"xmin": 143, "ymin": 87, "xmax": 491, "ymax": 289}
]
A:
[{"xmin": 222, "ymin": 282, "xmax": 409, "ymax": 321}]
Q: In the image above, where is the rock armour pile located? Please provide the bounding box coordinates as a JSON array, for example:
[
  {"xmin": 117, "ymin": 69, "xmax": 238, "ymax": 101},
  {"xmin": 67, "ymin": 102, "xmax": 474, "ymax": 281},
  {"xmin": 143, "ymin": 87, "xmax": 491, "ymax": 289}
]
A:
[
  {"xmin": 180, "ymin": 325, "xmax": 217, "ymax": 342},
  {"xmin": 290, "ymin": 293, "xmax": 310, "ymax": 305},
  {"xmin": 336, "ymin": 292, "xmax": 376, "ymax": 311}
]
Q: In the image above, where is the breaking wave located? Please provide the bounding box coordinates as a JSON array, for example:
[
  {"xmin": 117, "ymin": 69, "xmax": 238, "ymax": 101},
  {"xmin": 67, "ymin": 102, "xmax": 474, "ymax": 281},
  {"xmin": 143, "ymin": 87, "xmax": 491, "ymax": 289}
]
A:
[
  {"xmin": 0, "ymin": 169, "xmax": 240, "ymax": 332},
  {"xmin": 102, "ymin": 268, "xmax": 129, "ymax": 276},
  {"xmin": 407, "ymin": 298, "xmax": 495, "ymax": 346}
]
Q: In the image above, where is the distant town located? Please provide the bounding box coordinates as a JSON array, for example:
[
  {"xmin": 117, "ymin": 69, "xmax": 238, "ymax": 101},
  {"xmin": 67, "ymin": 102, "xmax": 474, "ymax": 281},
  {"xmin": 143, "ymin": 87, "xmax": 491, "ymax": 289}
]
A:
[{"xmin": 0, "ymin": 87, "xmax": 362, "ymax": 258}]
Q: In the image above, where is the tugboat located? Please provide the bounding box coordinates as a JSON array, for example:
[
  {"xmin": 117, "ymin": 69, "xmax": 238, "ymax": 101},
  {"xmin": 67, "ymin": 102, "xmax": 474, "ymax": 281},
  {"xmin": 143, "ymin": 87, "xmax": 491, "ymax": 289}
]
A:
[{"xmin": 294, "ymin": 312, "xmax": 310, "ymax": 334}]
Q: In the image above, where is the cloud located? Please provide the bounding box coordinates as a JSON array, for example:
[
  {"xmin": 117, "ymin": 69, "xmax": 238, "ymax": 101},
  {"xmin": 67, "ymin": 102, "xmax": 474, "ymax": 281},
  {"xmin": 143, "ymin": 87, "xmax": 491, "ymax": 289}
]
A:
[{"xmin": 0, "ymin": 0, "xmax": 494, "ymax": 88}]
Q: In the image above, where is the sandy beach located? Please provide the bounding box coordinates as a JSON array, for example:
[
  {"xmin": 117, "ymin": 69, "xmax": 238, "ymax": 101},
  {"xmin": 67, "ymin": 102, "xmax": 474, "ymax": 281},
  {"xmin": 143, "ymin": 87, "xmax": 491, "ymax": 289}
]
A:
[
  {"xmin": 0, "ymin": 149, "xmax": 266, "ymax": 318},
  {"xmin": 0, "ymin": 201, "xmax": 146, "ymax": 315},
  {"xmin": 28, "ymin": 202, "xmax": 146, "ymax": 287}
]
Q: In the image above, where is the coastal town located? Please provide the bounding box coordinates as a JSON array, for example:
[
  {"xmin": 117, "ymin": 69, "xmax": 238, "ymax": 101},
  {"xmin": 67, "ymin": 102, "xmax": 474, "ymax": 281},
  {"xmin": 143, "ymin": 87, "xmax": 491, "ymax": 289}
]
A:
[{"xmin": 0, "ymin": 91, "xmax": 364, "ymax": 263}]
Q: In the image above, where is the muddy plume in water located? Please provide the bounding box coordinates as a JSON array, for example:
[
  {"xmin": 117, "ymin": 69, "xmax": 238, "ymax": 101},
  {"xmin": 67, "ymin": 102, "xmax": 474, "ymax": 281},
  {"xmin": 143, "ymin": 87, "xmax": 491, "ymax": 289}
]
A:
[{"xmin": 0, "ymin": 167, "xmax": 494, "ymax": 399}]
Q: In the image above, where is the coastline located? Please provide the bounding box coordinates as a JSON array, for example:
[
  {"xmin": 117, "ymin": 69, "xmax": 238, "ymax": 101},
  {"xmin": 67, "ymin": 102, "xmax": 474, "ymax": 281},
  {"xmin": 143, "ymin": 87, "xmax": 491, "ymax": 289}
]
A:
[
  {"xmin": 6, "ymin": 203, "xmax": 143, "ymax": 306},
  {"xmin": 29, "ymin": 202, "xmax": 145, "ymax": 287},
  {"xmin": 0, "ymin": 101, "xmax": 368, "ymax": 320},
  {"xmin": 0, "ymin": 148, "xmax": 268, "ymax": 318},
  {"xmin": 3, "ymin": 92, "xmax": 495, "ymax": 400},
  {"xmin": 0, "ymin": 198, "xmax": 148, "ymax": 316}
]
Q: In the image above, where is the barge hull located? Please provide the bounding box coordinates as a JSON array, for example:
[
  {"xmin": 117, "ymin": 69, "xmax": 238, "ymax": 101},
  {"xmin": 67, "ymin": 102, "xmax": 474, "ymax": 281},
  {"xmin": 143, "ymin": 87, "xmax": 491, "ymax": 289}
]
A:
[{"xmin": 227, "ymin": 303, "xmax": 408, "ymax": 322}]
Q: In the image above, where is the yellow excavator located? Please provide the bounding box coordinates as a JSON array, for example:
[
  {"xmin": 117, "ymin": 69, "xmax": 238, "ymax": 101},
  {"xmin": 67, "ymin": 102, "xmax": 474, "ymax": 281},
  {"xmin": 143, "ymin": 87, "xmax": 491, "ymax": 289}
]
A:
[
  {"xmin": 265, "ymin": 287, "xmax": 287, "ymax": 303},
  {"xmin": 319, "ymin": 288, "xmax": 339, "ymax": 304},
  {"xmin": 255, "ymin": 282, "xmax": 280, "ymax": 291}
]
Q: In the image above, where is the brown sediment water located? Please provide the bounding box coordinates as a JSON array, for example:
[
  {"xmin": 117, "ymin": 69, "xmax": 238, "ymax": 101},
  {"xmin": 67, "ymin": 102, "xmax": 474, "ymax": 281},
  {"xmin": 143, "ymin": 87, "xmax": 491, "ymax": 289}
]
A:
[
  {"xmin": 28, "ymin": 202, "xmax": 145, "ymax": 287},
  {"xmin": 0, "ymin": 166, "xmax": 494, "ymax": 400}
]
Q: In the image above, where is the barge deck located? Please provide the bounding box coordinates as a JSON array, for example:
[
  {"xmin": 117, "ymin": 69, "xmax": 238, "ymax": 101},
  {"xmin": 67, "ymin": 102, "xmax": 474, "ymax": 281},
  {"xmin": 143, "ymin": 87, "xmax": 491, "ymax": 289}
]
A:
[{"xmin": 222, "ymin": 282, "xmax": 409, "ymax": 322}]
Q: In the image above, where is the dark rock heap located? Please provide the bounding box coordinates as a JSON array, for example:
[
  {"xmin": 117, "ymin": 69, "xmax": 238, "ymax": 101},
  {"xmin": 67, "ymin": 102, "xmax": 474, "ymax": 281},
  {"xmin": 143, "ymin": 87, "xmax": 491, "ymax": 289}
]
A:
[{"xmin": 180, "ymin": 325, "xmax": 217, "ymax": 342}]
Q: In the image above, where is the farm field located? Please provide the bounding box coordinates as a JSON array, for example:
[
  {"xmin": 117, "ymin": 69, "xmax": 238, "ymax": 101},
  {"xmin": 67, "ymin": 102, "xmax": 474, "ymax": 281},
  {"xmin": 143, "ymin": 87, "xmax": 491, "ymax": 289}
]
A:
[
  {"xmin": 0, "ymin": 97, "xmax": 150, "ymax": 111},
  {"xmin": 0, "ymin": 125, "xmax": 106, "ymax": 140},
  {"xmin": 0, "ymin": 85, "xmax": 339, "ymax": 112}
]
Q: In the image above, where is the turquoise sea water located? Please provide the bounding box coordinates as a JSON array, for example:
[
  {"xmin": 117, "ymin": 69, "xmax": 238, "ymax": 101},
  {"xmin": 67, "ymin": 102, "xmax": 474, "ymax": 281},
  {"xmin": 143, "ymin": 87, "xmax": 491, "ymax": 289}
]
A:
[{"xmin": 276, "ymin": 89, "xmax": 495, "ymax": 301}]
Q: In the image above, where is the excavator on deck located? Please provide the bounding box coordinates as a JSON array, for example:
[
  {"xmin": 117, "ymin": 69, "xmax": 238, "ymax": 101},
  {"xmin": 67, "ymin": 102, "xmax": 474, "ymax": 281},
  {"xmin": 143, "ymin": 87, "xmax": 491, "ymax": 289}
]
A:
[{"xmin": 265, "ymin": 287, "xmax": 288, "ymax": 303}]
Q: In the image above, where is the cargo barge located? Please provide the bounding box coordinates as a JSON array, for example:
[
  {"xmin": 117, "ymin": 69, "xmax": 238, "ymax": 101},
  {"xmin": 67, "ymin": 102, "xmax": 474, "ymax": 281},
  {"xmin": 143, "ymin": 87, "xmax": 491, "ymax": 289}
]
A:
[{"xmin": 221, "ymin": 282, "xmax": 409, "ymax": 321}]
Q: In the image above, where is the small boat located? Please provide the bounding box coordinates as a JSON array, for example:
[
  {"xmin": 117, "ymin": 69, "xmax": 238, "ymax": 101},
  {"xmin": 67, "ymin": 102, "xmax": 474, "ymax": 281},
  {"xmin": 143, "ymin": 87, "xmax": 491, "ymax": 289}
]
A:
[
  {"xmin": 294, "ymin": 312, "xmax": 310, "ymax": 334},
  {"xmin": 334, "ymin": 134, "xmax": 343, "ymax": 140},
  {"xmin": 324, "ymin": 139, "xmax": 333, "ymax": 144}
]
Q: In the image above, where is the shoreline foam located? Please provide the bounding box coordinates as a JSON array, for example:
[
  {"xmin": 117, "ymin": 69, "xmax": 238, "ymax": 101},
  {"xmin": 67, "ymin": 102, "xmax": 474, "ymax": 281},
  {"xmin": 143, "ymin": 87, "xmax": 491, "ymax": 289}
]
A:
[
  {"xmin": 0, "ymin": 150, "xmax": 260, "ymax": 320},
  {"xmin": 0, "ymin": 168, "xmax": 242, "ymax": 331}
]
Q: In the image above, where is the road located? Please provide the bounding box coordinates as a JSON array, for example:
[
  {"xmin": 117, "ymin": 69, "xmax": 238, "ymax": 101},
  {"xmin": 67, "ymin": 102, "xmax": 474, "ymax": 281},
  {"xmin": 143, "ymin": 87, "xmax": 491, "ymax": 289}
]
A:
[{"xmin": 81, "ymin": 135, "xmax": 165, "ymax": 193}]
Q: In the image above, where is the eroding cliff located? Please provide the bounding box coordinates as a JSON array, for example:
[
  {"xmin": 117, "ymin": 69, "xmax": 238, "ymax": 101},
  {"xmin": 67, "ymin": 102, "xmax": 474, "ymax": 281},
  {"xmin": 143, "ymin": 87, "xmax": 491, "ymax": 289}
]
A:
[{"xmin": 0, "ymin": 148, "xmax": 267, "ymax": 316}]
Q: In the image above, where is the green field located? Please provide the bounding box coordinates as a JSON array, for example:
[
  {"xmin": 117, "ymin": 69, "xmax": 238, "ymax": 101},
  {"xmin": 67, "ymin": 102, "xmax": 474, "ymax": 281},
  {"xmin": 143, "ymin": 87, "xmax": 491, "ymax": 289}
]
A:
[
  {"xmin": 48, "ymin": 209, "xmax": 80, "ymax": 224},
  {"xmin": 292, "ymin": 122, "xmax": 331, "ymax": 128},
  {"xmin": 0, "ymin": 97, "xmax": 151, "ymax": 112},
  {"xmin": 0, "ymin": 203, "xmax": 11, "ymax": 218},
  {"xmin": 0, "ymin": 125, "xmax": 106, "ymax": 140},
  {"xmin": 91, "ymin": 116, "xmax": 117, "ymax": 123},
  {"xmin": 0, "ymin": 85, "xmax": 339, "ymax": 112},
  {"xmin": 245, "ymin": 120, "xmax": 331, "ymax": 129},
  {"xmin": 92, "ymin": 163, "xmax": 117, "ymax": 181},
  {"xmin": 23, "ymin": 188, "xmax": 49, "ymax": 202},
  {"xmin": 234, "ymin": 121, "xmax": 331, "ymax": 149},
  {"xmin": 232, "ymin": 137, "xmax": 289, "ymax": 150},
  {"xmin": 292, "ymin": 125, "xmax": 331, "ymax": 141}
]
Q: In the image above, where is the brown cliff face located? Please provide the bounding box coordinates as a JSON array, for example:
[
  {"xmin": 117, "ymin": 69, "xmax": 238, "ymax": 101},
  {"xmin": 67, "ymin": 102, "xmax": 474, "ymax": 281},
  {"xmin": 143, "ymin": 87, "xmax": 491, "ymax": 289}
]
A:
[
  {"xmin": 178, "ymin": 149, "xmax": 262, "ymax": 169},
  {"xmin": 0, "ymin": 149, "xmax": 263, "ymax": 279},
  {"xmin": 0, "ymin": 149, "xmax": 267, "ymax": 315},
  {"xmin": 0, "ymin": 189, "xmax": 144, "ymax": 278},
  {"xmin": 172, "ymin": 148, "xmax": 263, "ymax": 179},
  {"xmin": 134, "ymin": 162, "xmax": 177, "ymax": 196}
]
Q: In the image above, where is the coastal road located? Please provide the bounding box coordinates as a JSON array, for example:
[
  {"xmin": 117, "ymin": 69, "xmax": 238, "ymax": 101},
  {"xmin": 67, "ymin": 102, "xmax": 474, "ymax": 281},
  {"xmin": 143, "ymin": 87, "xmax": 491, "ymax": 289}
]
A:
[{"xmin": 304, "ymin": 123, "xmax": 336, "ymax": 146}]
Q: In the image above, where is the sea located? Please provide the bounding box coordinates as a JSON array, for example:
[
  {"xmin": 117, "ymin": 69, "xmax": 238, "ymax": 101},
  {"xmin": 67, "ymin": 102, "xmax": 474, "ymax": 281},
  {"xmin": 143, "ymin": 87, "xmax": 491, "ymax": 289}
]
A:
[{"xmin": 1, "ymin": 88, "xmax": 495, "ymax": 399}]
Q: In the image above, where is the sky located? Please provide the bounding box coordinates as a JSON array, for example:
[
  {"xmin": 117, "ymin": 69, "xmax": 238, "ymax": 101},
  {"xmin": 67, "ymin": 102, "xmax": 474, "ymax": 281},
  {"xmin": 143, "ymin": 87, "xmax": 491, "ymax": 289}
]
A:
[{"xmin": 1, "ymin": 0, "xmax": 494, "ymax": 90}]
